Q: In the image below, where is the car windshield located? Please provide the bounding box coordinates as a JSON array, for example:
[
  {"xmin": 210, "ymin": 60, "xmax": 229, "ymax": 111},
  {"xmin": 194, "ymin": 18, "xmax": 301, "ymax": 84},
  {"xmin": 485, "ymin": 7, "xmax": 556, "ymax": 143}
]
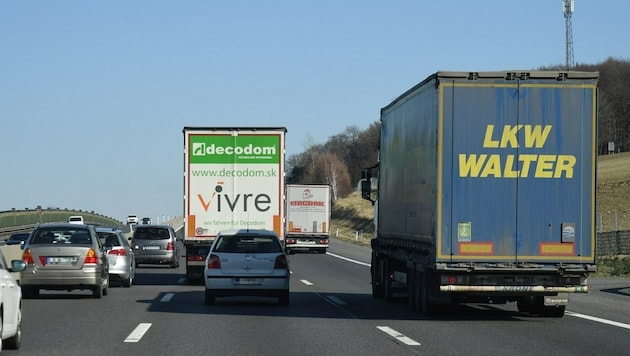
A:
[
  {"xmin": 134, "ymin": 228, "xmax": 169, "ymax": 240},
  {"xmin": 30, "ymin": 227, "xmax": 92, "ymax": 245},
  {"xmin": 214, "ymin": 235, "xmax": 281, "ymax": 253}
]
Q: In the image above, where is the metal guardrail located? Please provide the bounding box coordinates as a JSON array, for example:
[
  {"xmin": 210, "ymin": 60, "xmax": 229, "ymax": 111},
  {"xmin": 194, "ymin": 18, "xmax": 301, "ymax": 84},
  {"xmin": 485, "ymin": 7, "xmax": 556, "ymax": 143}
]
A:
[{"xmin": 0, "ymin": 224, "xmax": 38, "ymax": 236}]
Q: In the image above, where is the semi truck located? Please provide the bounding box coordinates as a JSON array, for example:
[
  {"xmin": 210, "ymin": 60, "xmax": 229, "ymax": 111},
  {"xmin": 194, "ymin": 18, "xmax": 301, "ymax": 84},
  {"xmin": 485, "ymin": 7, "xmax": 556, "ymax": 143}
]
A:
[
  {"xmin": 361, "ymin": 71, "xmax": 598, "ymax": 317},
  {"xmin": 183, "ymin": 127, "xmax": 287, "ymax": 282},
  {"xmin": 284, "ymin": 184, "xmax": 331, "ymax": 254}
]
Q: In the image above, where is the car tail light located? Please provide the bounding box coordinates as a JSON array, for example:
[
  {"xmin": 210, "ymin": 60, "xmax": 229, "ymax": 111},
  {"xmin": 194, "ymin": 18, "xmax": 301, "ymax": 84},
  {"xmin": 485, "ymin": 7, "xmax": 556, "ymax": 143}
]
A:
[
  {"xmin": 207, "ymin": 254, "xmax": 221, "ymax": 269},
  {"xmin": 22, "ymin": 249, "xmax": 34, "ymax": 264},
  {"xmin": 274, "ymin": 255, "xmax": 288, "ymax": 269},
  {"xmin": 167, "ymin": 242, "xmax": 174, "ymax": 251},
  {"xmin": 108, "ymin": 249, "xmax": 127, "ymax": 256},
  {"xmin": 188, "ymin": 254, "xmax": 204, "ymax": 262},
  {"xmin": 84, "ymin": 248, "xmax": 98, "ymax": 264}
]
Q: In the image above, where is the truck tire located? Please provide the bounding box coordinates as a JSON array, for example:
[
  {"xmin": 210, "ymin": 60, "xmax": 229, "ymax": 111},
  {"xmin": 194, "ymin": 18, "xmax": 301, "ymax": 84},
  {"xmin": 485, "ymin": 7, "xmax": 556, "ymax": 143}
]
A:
[
  {"xmin": 371, "ymin": 253, "xmax": 384, "ymax": 298},
  {"xmin": 540, "ymin": 305, "xmax": 566, "ymax": 318},
  {"xmin": 517, "ymin": 297, "xmax": 533, "ymax": 313},
  {"xmin": 531, "ymin": 297, "xmax": 566, "ymax": 317},
  {"xmin": 383, "ymin": 258, "xmax": 395, "ymax": 302}
]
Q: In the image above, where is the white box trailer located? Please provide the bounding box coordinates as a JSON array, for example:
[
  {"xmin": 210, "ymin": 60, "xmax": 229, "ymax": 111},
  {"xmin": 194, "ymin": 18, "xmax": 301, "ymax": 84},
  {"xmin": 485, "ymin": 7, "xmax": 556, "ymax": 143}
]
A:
[
  {"xmin": 183, "ymin": 127, "xmax": 287, "ymax": 281},
  {"xmin": 284, "ymin": 184, "xmax": 331, "ymax": 254}
]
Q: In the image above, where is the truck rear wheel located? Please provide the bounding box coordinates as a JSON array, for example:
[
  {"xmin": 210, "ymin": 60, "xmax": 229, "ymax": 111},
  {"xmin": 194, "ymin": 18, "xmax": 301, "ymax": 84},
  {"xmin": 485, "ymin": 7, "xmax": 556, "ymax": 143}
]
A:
[{"xmin": 371, "ymin": 253, "xmax": 384, "ymax": 298}]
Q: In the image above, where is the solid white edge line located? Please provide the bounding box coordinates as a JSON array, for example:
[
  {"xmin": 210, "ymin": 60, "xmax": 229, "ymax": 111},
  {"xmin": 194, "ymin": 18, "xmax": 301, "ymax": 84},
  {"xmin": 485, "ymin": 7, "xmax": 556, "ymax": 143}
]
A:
[
  {"xmin": 125, "ymin": 323, "xmax": 152, "ymax": 343},
  {"xmin": 326, "ymin": 252, "xmax": 371, "ymax": 267},
  {"xmin": 160, "ymin": 293, "xmax": 175, "ymax": 302},
  {"xmin": 566, "ymin": 311, "xmax": 630, "ymax": 330},
  {"xmin": 377, "ymin": 326, "xmax": 421, "ymax": 346},
  {"xmin": 300, "ymin": 279, "xmax": 314, "ymax": 286}
]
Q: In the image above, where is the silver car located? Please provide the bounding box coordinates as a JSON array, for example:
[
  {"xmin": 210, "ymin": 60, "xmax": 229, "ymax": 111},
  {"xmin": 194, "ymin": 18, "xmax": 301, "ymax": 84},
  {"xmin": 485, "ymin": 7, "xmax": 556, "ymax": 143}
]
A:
[
  {"xmin": 131, "ymin": 225, "xmax": 180, "ymax": 268},
  {"xmin": 20, "ymin": 223, "xmax": 109, "ymax": 298},
  {"xmin": 96, "ymin": 227, "xmax": 135, "ymax": 287},
  {"xmin": 204, "ymin": 229, "xmax": 290, "ymax": 305},
  {"xmin": 0, "ymin": 249, "xmax": 26, "ymax": 350}
]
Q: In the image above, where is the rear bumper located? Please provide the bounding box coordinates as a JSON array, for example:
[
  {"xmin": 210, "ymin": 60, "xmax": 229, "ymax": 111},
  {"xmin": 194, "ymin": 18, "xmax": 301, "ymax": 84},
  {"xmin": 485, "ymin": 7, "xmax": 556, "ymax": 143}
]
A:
[
  {"xmin": 21, "ymin": 268, "xmax": 105, "ymax": 289},
  {"xmin": 136, "ymin": 252, "xmax": 176, "ymax": 265},
  {"xmin": 205, "ymin": 275, "xmax": 290, "ymax": 291},
  {"xmin": 440, "ymin": 285, "xmax": 589, "ymax": 293}
]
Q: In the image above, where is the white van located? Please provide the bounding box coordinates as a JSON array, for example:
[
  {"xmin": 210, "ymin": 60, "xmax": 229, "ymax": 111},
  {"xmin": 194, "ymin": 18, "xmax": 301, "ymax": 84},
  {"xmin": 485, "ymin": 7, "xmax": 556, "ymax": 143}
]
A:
[
  {"xmin": 127, "ymin": 214, "xmax": 139, "ymax": 224},
  {"xmin": 68, "ymin": 215, "xmax": 84, "ymax": 224}
]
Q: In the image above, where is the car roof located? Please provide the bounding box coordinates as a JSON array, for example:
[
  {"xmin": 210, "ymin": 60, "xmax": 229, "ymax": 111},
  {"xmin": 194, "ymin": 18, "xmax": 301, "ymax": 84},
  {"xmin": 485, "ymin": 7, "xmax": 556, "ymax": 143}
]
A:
[
  {"xmin": 36, "ymin": 222, "xmax": 93, "ymax": 228},
  {"xmin": 95, "ymin": 227, "xmax": 123, "ymax": 232},
  {"xmin": 217, "ymin": 229, "xmax": 278, "ymax": 237},
  {"xmin": 134, "ymin": 224, "xmax": 171, "ymax": 228}
]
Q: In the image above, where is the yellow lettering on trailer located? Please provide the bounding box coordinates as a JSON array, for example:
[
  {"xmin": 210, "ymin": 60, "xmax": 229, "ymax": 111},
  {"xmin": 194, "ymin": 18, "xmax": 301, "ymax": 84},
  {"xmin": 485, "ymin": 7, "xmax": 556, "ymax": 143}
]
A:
[
  {"xmin": 482, "ymin": 124, "xmax": 552, "ymax": 148},
  {"xmin": 460, "ymin": 124, "xmax": 574, "ymax": 178},
  {"xmin": 458, "ymin": 154, "xmax": 576, "ymax": 178}
]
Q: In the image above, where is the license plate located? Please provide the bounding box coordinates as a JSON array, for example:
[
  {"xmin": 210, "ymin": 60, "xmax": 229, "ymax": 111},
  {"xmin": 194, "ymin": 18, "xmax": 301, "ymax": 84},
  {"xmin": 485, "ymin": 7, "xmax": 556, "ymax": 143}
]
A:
[
  {"xmin": 46, "ymin": 257, "xmax": 75, "ymax": 265},
  {"xmin": 233, "ymin": 277, "xmax": 262, "ymax": 285},
  {"xmin": 297, "ymin": 240, "xmax": 316, "ymax": 244},
  {"xmin": 143, "ymin": 246, "xmax": 160, "ymax": 250}
]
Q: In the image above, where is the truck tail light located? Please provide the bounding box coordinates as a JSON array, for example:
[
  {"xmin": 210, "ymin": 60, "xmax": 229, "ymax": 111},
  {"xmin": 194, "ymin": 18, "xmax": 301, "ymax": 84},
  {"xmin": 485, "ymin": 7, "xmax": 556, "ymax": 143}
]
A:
[
  {"xmin": 84, "ymin": 248, "xmax": 98, "ymax": 264},
  {"xmin": 22, "ymin": 249, "xmax": 34, "ymax": 265},
  {"xmin": 274, "ymin": 255, "xmax": 289, "ymax": 269},
  {"xmin": 285, "ymin": 238, "xmax": 295, "ymax": 244},
  {"xmin": 188, "ymin": 254, "xmax": 205, "ymax": 262},
  {"xmin": 321, "ymin": 239, "xmax": 329, "ymax": 245},
  {"xmin": 207, "ymin": 254, "xmax": 221, "ymax": 269}
]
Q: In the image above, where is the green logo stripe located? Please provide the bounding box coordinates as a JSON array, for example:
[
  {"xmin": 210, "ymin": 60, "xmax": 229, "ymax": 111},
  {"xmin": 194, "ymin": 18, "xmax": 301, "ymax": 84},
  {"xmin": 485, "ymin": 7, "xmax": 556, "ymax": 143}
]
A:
[{"xmin": 189, "ymin": 135, "xmax": 281, "ymax": 164}]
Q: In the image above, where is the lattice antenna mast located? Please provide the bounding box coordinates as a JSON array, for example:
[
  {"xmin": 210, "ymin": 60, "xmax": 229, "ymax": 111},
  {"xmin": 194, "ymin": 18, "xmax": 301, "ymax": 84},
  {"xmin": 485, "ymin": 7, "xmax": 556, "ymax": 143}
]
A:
[{"xmin": 563, "ymin": 0, "xmax": 575, "ymax": 70}]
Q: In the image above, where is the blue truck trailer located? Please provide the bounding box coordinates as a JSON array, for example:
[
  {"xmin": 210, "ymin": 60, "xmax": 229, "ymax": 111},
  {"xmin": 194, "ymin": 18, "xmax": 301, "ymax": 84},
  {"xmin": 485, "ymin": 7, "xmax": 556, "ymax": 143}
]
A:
[{"xmin": 361, "ymin": 71, "xmax": 598, "ymax": 317}]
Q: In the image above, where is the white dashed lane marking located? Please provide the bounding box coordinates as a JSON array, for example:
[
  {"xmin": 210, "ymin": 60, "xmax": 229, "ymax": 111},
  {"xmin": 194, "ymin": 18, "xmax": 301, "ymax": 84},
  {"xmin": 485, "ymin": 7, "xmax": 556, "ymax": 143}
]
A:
[
  {"xmin": 300, "ymin": 279, "xmax": 314, "ymax": 286},
  {"xmin": 125, "ymin": 323, "xmax": 152, "ymax": 343},
  {"xmin": 160, "ymin": 293, "xmax": 175, "ymax": 302},
  {"xmin": 377, "ymin": 326, "xmax": 421, "ymax": 346}
]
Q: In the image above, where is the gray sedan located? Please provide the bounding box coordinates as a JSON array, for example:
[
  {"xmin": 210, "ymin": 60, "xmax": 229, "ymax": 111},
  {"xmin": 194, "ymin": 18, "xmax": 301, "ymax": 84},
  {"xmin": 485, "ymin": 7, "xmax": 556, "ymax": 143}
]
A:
[
  {"xmin": 20, "ymin": 223, "xmax": 109, "ymax": 298},
  {"xmin": 96, "ymin": 227, "xmax": 135, "ymax": 287}
]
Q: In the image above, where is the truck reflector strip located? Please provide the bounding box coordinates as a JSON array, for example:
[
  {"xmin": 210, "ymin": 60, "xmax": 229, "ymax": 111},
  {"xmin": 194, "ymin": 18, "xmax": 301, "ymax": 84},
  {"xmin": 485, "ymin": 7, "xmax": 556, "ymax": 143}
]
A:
[
  {"xmin": 458, "ymin": 242, "xmax": 494, "ymax": 255},
  {"xmin": 539, "ymin": 242, "xmax": 575, "ymax": 255}
]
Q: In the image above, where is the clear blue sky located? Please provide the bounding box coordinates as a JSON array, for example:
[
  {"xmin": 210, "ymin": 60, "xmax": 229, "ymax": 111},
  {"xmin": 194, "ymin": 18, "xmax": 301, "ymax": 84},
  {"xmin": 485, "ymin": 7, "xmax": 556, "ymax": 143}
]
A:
[{"xmin": 1, "ymin": 1, "xmax": 628, "ymax": 223}]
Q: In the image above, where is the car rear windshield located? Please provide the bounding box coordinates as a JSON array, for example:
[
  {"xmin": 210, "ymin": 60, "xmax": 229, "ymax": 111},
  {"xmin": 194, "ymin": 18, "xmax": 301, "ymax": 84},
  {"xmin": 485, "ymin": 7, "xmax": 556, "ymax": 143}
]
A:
[
  {"xmin": 97, "ymin": 232, "xmax": 121, "ymax": 247},
  {"xmin": 134, "ymin": 228, "xmax": 170, "ymax": 240},
  {"xmin": 30, "ymin": 228, "xmax": 93, "ymax": 245},
  {"xmin": 214, "ymin": 235, "xmax": 281, "ymax": 253}
]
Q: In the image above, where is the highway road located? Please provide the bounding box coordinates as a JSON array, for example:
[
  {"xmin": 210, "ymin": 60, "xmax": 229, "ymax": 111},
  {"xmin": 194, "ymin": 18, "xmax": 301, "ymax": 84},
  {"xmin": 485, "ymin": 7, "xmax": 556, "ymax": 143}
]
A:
[{"xmin": 5, "ymin": 238, "xmax": 630, "ymax": 356}]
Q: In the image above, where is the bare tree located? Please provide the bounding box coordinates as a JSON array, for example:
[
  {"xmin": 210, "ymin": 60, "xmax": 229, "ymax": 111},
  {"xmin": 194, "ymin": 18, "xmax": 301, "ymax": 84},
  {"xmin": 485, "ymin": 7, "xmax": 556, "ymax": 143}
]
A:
[{"xmin": 313, "ymin": 153, "xmax": 352, "ymax": 201}]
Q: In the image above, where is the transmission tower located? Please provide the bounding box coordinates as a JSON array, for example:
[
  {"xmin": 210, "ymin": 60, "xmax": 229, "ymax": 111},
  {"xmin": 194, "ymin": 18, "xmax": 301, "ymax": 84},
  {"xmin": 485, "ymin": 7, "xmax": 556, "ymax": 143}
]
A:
[{"xmin": 563, "ymin": 0, "xmax": 575, "ymax": 70}]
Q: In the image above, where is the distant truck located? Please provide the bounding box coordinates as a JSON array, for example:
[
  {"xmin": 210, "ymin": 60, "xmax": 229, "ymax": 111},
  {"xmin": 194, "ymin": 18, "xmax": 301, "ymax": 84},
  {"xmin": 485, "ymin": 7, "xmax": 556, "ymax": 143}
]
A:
[
  {"xmin": 361, "ymin": 71, "xmax": 598, "ymax": 317},
  {"xmin": 284, "ymin": 184, "xmax": 331, "ymax": 254},
  {"xmin": 183, "ymin": 127, "xmax": 287, "ymax": 282}
]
